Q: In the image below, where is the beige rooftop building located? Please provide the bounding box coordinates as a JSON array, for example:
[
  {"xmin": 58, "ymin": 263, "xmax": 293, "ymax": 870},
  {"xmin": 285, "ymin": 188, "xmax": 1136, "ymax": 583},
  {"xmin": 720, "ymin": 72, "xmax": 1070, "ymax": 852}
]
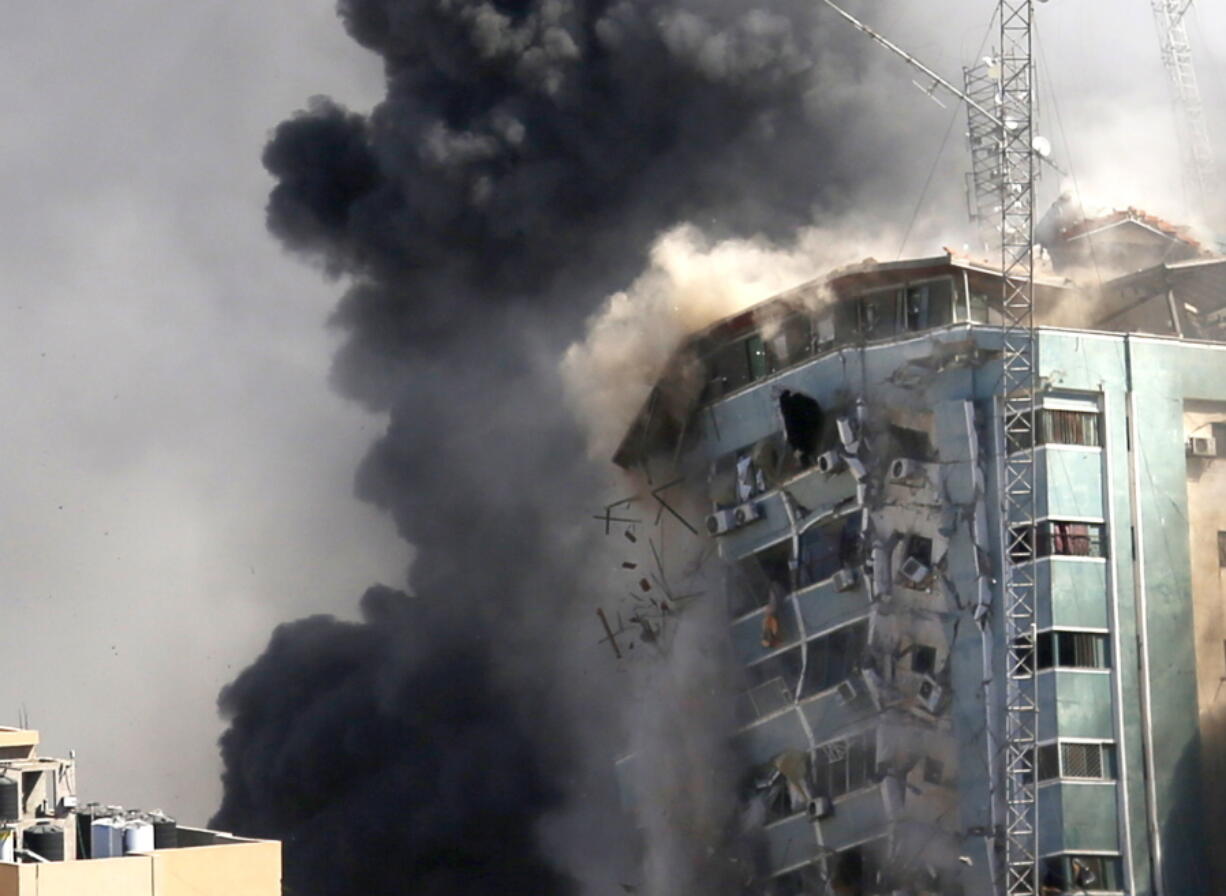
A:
[{"xmin": 0, "ymin": 728, "xmax": 278, "ymax": 896}]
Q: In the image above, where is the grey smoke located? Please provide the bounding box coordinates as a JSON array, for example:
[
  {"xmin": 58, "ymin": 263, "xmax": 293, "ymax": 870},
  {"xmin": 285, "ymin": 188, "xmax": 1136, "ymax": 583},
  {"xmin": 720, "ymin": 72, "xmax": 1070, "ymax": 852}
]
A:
[
  {"xmin": 216, "ymin": 0, "xmax": 906, "ymax": 889},
  {"xmin": 209, "ymin": 0, "xmax": 1226, "ymax": 894}
]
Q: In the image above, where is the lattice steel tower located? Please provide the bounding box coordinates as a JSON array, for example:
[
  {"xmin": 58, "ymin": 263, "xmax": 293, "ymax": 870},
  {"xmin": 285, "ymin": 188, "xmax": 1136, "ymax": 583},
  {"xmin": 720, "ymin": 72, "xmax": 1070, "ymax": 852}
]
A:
[{"xmin": 998, "ymin": 2, "xmax": 1038, "ymax": 895}]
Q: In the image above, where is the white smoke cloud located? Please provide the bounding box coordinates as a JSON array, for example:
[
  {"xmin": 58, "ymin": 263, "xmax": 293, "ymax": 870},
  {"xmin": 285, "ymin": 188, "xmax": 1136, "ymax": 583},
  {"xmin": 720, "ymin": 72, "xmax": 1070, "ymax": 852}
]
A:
[{"xmin": 561, "ymin": 221, "xmax": 904, "ymax": 461}]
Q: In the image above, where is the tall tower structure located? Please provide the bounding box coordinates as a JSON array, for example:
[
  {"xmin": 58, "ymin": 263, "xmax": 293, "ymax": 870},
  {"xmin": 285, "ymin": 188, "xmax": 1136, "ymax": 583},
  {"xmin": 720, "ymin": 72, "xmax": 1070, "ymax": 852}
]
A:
[
  {"xmin": 1150, "ymin": 0, "xmax": 1218, "ymax": 217},
  {"xmin": 997, "ymin": 2, "xmax": 1039, "ymax": 895}
]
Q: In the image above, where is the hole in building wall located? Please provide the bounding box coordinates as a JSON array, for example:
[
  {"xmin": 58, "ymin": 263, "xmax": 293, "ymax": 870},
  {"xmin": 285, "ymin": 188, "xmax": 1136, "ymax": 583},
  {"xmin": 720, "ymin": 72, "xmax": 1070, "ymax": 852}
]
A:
[
  {"xmin": 779, "ymin": 390, "xmax": 824, "ymax": 465},
  {"xmin": 911, "ymin": 644, "xmax": 937, "ymax": 676}
]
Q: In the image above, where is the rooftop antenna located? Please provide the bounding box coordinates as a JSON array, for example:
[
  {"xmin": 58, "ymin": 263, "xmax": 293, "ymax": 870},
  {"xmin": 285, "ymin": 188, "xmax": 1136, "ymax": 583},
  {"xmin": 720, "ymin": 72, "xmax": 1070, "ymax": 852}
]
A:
[
  {"xmin": 963, "ymin": 57, "xmax": 1005, "ymax": 249},
  {"xmin": 816, "ymin": 1, "xmax": 1059, "ymax": 230},
  {"xmin": 1150, "ymin": 0, "xmax": 1219, "ymax": 220}
]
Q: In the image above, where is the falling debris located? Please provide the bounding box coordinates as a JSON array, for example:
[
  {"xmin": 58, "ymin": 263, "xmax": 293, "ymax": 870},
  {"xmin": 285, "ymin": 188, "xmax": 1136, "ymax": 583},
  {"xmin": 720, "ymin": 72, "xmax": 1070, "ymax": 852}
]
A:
[{"xmin": 597, "ymin": 607, "xmax": 623, "ymax": 660}]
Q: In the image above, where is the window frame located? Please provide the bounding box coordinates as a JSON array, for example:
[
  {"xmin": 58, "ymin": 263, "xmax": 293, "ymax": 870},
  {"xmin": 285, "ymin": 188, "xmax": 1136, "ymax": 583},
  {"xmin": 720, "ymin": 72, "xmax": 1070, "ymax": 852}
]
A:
[
  {"xmin": 1038, "ymin": 407, "xmax": 1102, "ymax": 447},
  {"xmin": 811, "ymin": 728, "xmax": 878, "ymax": 800},
  {"xmin": 1036, "ymin": 740, "xmax": 1118, "ymax": 782},
  {"xmin": 1010, "ymin": 519, "xmax": 1108, "ymax": 563},
  {"xmin": 1036, "ymin": 629, "xmax": 1111, "ymax": 671},
  {"xmin": 1005, "ymin": 395, "xmax": 1102, "ymax": 453},
  {"xmin": 1040, "ymin": 853, "xmax": 1124, "ymax": 893}
]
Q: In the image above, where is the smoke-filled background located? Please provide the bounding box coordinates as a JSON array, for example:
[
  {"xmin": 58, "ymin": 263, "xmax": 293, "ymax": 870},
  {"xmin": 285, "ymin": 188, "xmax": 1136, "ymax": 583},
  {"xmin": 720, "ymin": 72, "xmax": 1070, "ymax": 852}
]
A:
[{"xmin": 4, "ymin": 0, "xmax": 1226, "ymax": 893}]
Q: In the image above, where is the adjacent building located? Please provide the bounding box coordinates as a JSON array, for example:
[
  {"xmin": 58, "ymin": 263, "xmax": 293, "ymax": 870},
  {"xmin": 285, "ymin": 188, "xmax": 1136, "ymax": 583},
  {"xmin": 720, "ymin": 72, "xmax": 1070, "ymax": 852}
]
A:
[
  {"xmin": 0, "ymin": 727, "xmax": 278, "ymax": 895},
  {"xmin": 615, "ymin": 210, "xmax": 1226, "ymax": 895}
]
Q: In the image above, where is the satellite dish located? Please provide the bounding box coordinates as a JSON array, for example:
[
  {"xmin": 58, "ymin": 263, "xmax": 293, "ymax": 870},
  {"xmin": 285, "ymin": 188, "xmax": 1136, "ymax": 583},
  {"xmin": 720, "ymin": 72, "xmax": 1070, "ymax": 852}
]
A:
[{"xmin": 1032, "ymin": 135, "xmax": 1052, "ymax": 157}]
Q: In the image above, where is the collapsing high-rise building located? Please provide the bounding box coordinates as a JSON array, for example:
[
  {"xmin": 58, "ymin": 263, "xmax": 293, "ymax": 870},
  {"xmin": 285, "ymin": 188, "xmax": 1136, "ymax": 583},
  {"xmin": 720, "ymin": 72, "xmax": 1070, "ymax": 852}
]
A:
[{"xmin": 612, "ymin": 210, "xmax": 1226, "ymax": 895}]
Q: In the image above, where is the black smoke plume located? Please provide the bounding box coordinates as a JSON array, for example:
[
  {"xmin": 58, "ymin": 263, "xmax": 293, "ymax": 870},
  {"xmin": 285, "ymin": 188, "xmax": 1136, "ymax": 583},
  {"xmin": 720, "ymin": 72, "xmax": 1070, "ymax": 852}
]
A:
[
  {"xmin": 213, "ymin": 586, "xmax": 572, "ymax": 895},
  {"xmin": 212, "ymin": 0, "xmax": 911, "ymax": 892}
]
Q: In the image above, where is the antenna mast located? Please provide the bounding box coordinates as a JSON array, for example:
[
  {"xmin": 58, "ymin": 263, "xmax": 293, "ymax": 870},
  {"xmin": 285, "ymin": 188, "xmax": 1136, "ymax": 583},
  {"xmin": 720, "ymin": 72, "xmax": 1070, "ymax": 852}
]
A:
[
  {"xmin": 998, "ymin": 3, "xmax": 1039, "ymax": 896},
  {"xmin": 964, "ymin": 58, "xmax": 1004, "ymax": 249},
  {"xmin": 1151, "ymin": 0, "xmax": 1218, "ymax": 216}
]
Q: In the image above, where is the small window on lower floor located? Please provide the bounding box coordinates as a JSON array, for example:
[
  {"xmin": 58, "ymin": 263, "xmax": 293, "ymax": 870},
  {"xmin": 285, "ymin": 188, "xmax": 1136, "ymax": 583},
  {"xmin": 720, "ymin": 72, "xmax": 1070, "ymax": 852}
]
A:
[
  {"xmin": 1037, "ymin": 741, "xmax": 1117, "ymax": 781},
  {"xmin": 1036, "ymin": 631, "xmax": 1110, "ymax": 670},
  {"xmin": 1009, "ymin": 521, "xmax": 1108, "ymax": 562},
  {"xmin": 812, "ymin": 728, "xmax": 878, "ymax": 799},
  {"xmin": 1041, "ymin": 854, "xmax": 1124, "ymax": 892},
  {"xmin": 1061, "ymin": 742, "xmax": 1116, "ymax": 779}
]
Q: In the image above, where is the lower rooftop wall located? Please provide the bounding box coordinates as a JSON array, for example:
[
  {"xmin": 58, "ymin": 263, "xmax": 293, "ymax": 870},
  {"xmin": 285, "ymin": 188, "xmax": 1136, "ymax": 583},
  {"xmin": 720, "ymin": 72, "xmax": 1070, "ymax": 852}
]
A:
[{"xmin": 0, "ymin": 837, "xmax": 279, "ymax": 896}]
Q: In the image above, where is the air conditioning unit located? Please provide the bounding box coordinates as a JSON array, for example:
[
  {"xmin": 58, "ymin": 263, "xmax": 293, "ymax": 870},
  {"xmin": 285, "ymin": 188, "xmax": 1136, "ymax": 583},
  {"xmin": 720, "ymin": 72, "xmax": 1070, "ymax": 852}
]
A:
[
  {"xmin": 898, "ymin": 556, "xmax": 931, "ymax": 588},
  {"xmin": 837, "ymin": 417, "xmax": 858, "ymax": 452},
  {"xmin": 832, "ymin": 567, "xmax": 858, "ymax": 592},
  {"xmin": 706, "ymin": 502, "xmax": 761, "ymax": 535},
  {"xmin": 1188, "ymin": 436, "xmax": 1217, "ymax": 458},
  {"xmin": 807, "ymin": 796, "xmax": 834, "ymax": 820},
  {"xmin": 817, "ymin": 449, "xmax": 844, "ymax": 475},
  {"xmin": 889, "ymin": 457, "xmax": 924, "ymax": 483},
  {"xmin": 836, "ymin": 678, "xmax": 861, "ymax": 705},
  {"xmin": 706, "ymin": 509, "xmax": 738, "ymax": 535},
  {"xmin": 918, "ymin": 676, "xmax": 943, "ymax": 714},
  {"xmin": 836, "ymin": 670, "xmax": 881, "ymax": 708},
  {"xmin": 733, "ymin": 501, "xmax": 763, "ymax": 527}
]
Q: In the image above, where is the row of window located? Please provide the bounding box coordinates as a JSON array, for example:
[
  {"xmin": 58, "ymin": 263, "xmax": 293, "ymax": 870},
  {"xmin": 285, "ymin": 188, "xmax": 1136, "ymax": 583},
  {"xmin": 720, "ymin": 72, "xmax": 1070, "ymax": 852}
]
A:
[
  {"xmin": 1010, "ymin": 520, "xmax": 1108, "ymax": 562},
  {"xmin": 1015, "ymin": 630, "xmax": 1111, "ymax": 672},
  {"xmin": 702, "ymin": 278, "xmax": 971, "ymax": 401},
  {"xmin": 768, "ymin": 852, "xmax": 1122, "ymax": 895},
  {"xmin": 731, "ymin": 516, "xmax": 862, "ymax": 617},
  {"xmin": 744, "ymin": 619, "xmax": 868, "ymax": 708},
  {"xmin": 1010, "ymin": 408, "xmax": 1103, "ymax": 450},
  {"xmin": 711, "ymin": 406, "xmax": 1100, "ymax": 516}
]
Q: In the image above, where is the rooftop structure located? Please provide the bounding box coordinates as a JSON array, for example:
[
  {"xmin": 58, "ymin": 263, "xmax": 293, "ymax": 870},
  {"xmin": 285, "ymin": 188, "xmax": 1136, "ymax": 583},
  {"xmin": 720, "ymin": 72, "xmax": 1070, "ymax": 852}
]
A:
[
  {"xmin": 0, "ymin": 727, "xmax": 278, "ymax": 896},
  {"xmin": 613, "ymin": 223, "xmax": 1226, "ymax": 895}
]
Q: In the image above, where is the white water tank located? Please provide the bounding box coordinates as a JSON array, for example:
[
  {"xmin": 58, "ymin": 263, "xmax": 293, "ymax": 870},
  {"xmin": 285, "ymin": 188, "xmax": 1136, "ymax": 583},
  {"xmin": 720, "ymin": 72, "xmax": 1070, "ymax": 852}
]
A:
[
  {"xmin": 123, "ymin": 819, "xmax": 154, "ymax": 854},
  {"xmin": 90, "ymin": 817, "xmax": 125, "ymax": 858}
]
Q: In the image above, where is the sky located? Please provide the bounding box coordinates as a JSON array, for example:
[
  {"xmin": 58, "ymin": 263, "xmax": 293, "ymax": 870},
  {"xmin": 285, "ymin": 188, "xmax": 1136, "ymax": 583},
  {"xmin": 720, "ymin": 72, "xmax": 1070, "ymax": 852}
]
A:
[
  {"xmin": 0, "ymin": 4, "xmax": 404, "ymax": 822},
  {"xmin": 2, "ymin": 0, "xmax": 1226, "ymax": 829}
]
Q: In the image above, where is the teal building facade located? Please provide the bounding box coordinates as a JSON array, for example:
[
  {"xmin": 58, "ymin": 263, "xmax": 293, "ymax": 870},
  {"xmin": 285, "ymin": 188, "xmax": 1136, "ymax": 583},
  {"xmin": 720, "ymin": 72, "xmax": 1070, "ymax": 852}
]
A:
[{"xmin": 618, "ymin": 247, "xmax": 1226, "ymax": 895}]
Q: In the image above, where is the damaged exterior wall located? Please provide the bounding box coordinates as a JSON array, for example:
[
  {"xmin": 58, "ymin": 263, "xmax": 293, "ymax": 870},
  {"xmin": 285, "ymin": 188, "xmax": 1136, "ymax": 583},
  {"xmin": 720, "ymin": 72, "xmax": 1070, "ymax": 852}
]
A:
[{"xmin": 613, "ymin": 252, "xmax": 1226, "ymax": 895}]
